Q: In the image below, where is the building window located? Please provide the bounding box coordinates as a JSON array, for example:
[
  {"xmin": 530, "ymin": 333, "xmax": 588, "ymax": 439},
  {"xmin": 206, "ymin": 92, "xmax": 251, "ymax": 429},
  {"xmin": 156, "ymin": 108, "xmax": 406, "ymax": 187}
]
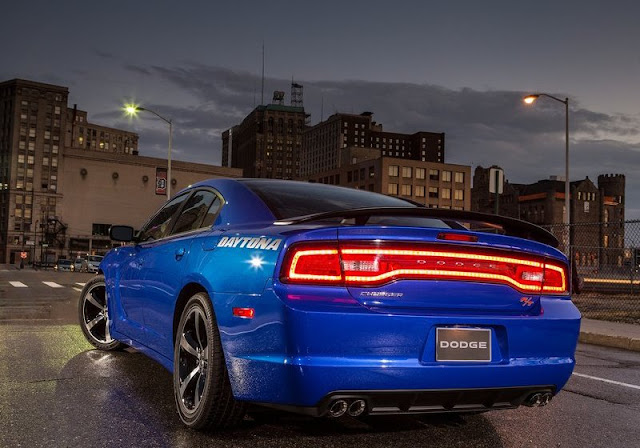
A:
[
  {"xmin": 415, "ymin": 185, "xmax": 425, "ymax": 197},
  {"xmin": 454, "ymin": 172, "xmax": 465, "ymax": 183},
  {"xmin": 401, "ymin": 184, "xmax": 412, "ymax": 196},
  {"xmin": 454, "ymin": 189, "xmax": 464, "ymax": 200},
  {"xmin": 402, "ymin": 166, "xmax": 412, "ymax": 178},
  {"xmin": 388, "ymin": 183, "xmax": 398, "ymax": 195},
  {"xmin": 429, "ymin": 169, "xmax": 439, "ymax": 180},
  {"xmin": 369, "ymin": 166, "xmax": 375, "ymax": 178},
  {"xmin": 441, "ymin": 188, "xmax": 451, "ymax": 199},
  {"xmin": 415, "ymin": 168, "xmax": 426, "ymax": 180},
  {"xmin": 429, "ymin": 187, "xmax": 439, "ymax": 198},
  {"xmin": 388, "ymin": 165, "xmax": 399, "ymax": 177},
  {"xmin": 442, "ymin": 171, "xmax": 452, "ymax": 182}
]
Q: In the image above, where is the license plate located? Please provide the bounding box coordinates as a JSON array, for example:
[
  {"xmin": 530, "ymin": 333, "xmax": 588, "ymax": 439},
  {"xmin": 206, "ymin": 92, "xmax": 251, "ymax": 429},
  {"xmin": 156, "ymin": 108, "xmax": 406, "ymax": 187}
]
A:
[{"xmin": 436, "ymin": 328, "xmax": 491, "ymax": 362}]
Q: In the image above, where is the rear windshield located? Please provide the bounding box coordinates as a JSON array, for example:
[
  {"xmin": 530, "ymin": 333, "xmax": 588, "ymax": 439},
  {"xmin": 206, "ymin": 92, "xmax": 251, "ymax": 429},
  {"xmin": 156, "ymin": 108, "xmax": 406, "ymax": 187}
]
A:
[
  {"xmin": 241, "ymin": 180, "xmax": 416, "ymax": 220},
  {"xmin": 88, "ymin": 256, "xmax": 103, "ymax": 262}
]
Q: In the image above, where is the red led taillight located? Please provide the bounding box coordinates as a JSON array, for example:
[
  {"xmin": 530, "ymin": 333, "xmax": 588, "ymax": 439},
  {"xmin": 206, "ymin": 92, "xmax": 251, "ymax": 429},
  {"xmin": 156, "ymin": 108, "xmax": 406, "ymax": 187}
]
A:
[
  {"xmin": 281, "ymin": 243, "xmax": 343, "ymax": 284},
  {"xmin": 280, "ymin": 242, "xmax": 568, "ymax": 294}
]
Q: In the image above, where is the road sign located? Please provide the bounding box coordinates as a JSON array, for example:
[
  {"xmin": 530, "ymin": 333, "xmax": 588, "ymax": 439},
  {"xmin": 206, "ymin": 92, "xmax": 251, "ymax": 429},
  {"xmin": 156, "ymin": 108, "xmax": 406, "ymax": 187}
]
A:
[
  {"xmin": 41, "ymin": 243, "xmax": 49, "ymax": 247},
  {"xmin": 20, "ymin": 252, "xmax": 28, "ymax": 259},
  {"xmin": 489, "ymin": 167, "xmax": 504, "ymax": 194},
  {"xmin": 26, "ymin": 240, "xmax": 35, "ymax": 246}
]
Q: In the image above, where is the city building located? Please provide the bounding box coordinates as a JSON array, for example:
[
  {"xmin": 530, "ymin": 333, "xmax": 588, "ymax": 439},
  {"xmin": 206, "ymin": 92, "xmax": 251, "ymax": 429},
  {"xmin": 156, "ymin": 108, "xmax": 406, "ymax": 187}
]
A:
[
  {"xmin": 301, "ymin": 112, "xmax": 444, "ymax": 177},
  {"xmin": 0, "ymin": 78, "xmax": 241, "ymax": 265},
  {"xmin": 303, "ymin": 147, "xmax": 470, "ymax": 210},
  {"xmin": 472, "ymin": 166, "xmax": 625, "ymax": 267},
  {"xmin": 222, "ymin": 90, "xmax": 308, "ymax": 179}
]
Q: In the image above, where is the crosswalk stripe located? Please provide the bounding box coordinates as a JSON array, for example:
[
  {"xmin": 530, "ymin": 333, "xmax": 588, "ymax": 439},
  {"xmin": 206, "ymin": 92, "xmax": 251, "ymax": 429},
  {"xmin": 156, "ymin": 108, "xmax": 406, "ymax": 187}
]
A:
[
  {"xmin": 9, "ymin": 281, "xmax": 28, "ymax": 288},
  {"xmin": 42, "ymin": 281, "xmax": 64, "ymax": 288},
  {"xmin": 75, "ymin": 282, "xmax": 86, "ymax": 287},
  {"xmin": 73, "ymin": 287, "xmax": 83, "ymax": 292}
]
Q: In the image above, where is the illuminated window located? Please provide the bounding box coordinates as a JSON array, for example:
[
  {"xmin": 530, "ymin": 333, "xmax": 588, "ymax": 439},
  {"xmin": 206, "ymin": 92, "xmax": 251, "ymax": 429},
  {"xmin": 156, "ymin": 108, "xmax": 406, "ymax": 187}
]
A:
[{"xmin": 388, "ymin": 183, "xmax": 398, "ymax": 195}]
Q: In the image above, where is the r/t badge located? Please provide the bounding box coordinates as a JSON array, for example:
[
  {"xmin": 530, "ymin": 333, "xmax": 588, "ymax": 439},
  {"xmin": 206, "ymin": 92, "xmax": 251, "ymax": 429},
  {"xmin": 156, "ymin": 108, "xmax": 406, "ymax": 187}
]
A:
[{"xmin": 520, "ymin": 297, "xmax": 534, "ymax": 307}]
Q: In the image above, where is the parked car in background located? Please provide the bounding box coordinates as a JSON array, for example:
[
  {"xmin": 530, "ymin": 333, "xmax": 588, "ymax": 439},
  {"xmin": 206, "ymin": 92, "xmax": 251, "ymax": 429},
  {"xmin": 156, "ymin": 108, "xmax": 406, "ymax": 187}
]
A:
[
  {"xmin": 86, "ymin": 255, "xmax": 103, "ymax": 273},
  {"xmin": 74, "ymin": 258, "xmax": 86, "ymax": 272},
  {"xmin": 54, "ymin": 259, "xmax": 74, "ymax": 272}
]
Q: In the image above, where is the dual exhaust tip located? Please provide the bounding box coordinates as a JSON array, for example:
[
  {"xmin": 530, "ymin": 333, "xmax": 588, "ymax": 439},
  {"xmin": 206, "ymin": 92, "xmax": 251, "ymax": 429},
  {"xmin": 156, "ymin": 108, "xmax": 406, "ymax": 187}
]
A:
[
  {"xmin": 328, "ymin": 399, "xmax": 366, "ymax": 418},
  {"xmin": 524, "ymin": 392, "xmax": 553, "ymax": 407}
]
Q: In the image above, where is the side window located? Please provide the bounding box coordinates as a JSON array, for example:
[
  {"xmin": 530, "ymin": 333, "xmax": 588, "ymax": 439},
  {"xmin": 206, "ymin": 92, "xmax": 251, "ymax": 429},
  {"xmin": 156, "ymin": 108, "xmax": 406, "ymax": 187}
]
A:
[
  {"xmin": 138, "ymin": 193, "xmax": 190, "ymax": 242},
  {"xmin": 171, "ymin": 190, "xmax": 218, "ymax": 235},
  {"xmin": 201, "ymin": 196, "xmax": 223, "ymax": 228}
]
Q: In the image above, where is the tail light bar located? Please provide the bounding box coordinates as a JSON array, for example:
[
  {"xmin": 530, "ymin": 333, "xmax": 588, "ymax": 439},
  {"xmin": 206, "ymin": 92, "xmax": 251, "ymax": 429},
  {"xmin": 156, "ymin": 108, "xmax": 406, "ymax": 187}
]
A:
[{"xmin": 280, "ymin": 242, "xmax": 568, "ymax": 294}]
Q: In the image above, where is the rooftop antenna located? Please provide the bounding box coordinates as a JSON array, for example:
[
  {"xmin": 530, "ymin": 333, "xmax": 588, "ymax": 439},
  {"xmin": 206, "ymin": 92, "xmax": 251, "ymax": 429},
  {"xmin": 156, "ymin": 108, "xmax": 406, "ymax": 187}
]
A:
[{"xmin": 261, "ymin": 41, "xmax": 265, "ymax": 105}]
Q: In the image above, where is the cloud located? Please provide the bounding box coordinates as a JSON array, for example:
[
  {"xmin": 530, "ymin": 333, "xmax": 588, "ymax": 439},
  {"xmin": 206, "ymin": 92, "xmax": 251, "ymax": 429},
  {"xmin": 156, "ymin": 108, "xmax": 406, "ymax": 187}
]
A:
[{"xmin": 110, "ymin": 62, "xmax": 640, "ymax": 217}]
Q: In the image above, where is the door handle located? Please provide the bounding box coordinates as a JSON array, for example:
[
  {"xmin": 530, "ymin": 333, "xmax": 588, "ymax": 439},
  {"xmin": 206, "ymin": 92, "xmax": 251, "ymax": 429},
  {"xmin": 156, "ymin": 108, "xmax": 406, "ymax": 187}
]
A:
[{"xmin": 175, "ymin": 248, "xmax": 186, "ymax": 260}]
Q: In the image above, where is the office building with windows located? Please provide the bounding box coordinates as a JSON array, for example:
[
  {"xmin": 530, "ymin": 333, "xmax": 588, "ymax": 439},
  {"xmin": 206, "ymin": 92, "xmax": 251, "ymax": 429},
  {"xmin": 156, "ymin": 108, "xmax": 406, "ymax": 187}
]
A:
[
  {"xmin": 303, "ymin": 147, "xmax": 470, "ymax": 210},
  {"xmin": 0, "ymin": 78, "xmax": 240, "ymax": 265},
  {"xmin": 301, "ymin": 112, "xmax": 444, "ymax": 177},
  {"xmin": 222, "ymin": 98, "xmax": 307, "ymax": 179}
]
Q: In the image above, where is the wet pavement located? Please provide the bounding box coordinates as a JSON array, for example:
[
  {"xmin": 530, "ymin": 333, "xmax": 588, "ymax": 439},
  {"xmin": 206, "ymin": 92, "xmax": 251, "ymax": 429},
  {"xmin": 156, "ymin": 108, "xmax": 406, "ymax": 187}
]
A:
[{"xmin": 1, "ymin": 270, "xmax": 640, "ymax": 447}]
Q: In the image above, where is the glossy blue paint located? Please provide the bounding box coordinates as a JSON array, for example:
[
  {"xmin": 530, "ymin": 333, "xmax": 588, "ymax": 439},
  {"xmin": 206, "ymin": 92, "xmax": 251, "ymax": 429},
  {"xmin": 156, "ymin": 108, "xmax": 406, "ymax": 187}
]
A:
[{"xmin": 100, "ymin": 178, "xmax": 581, "ymax": 410}]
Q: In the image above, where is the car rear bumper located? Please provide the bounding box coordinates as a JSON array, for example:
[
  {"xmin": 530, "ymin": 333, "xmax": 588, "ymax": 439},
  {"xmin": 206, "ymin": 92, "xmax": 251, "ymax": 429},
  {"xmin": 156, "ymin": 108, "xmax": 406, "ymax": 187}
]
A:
[{"xmin": 219, "ymin": 295, "xmax": 580, "ymax": 409}]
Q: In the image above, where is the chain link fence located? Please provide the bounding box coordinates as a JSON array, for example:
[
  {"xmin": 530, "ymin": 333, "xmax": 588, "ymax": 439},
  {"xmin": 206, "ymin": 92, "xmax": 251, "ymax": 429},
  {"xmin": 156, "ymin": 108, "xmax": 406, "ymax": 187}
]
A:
[{"xmin": 544, "ymin": 220, "xmax": 640, "ymax": 325}]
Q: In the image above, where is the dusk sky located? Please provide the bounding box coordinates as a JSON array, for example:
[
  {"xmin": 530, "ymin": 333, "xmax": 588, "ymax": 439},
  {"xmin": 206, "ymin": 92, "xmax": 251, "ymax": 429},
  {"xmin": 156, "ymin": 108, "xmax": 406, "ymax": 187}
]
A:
[{"xmin": 3, "ymin": 1, "xmax": 640, "ymax": 216}]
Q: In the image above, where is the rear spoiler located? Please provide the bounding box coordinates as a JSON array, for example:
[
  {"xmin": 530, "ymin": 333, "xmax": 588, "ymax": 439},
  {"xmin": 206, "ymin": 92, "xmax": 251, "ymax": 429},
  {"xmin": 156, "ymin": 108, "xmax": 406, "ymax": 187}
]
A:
[{"xmin": 273, "ymin": 207, "xmax": 559, "ymax": 248}]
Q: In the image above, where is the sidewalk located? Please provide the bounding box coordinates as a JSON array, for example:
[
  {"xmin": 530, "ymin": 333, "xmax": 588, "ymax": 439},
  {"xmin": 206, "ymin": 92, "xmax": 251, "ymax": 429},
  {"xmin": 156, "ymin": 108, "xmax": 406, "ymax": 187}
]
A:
[{"xmin": 580, "ymin": 318, "xmax": 640, "ymax": 352}]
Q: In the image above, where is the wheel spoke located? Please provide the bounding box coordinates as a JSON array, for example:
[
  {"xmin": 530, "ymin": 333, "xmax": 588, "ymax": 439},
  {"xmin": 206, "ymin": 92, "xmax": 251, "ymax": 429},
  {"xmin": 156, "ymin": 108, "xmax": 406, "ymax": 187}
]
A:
[
  {"xmin": 104, "ymin": 315, "xmax": 111, "ymax": 341},
  {"xmin": 86, "ymin": 314, "xmax": 104, "ymax": 331},
  {"xmin": 180, "ymin": 366, "xmax": 200, "ymax": 398},
  {"xmin": 194, "ymin": 378, "xmax": 202, "ymax": 409},
  {"xmin": 90, "ymin": 289, "xmax": 105, "ymax": 309},
  {"xmin": 194, "ymin": 310, "xmax": 203, "ymax": 349},
  {"xmin": 86, "ymin": 293, "xmax": 103, "ymax": 310},
  {"xmin": 180, "ymin": 333, "xmax": 199, "ymax": 357}
]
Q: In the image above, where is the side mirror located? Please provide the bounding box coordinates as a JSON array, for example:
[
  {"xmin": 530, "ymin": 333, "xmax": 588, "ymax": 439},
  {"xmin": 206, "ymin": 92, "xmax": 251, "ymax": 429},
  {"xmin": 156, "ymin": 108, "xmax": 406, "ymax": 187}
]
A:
[{"xmin": 110, "ymin": 225, "xmax": 135, "ymax": 242}]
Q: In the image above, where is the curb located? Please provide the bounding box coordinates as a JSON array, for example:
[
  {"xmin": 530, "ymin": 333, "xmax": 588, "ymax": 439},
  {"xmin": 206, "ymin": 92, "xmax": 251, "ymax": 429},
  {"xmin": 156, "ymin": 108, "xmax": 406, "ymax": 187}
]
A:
[{"xmin": 579, "ymin": 331, "xmax": 640, "ymax": 352}]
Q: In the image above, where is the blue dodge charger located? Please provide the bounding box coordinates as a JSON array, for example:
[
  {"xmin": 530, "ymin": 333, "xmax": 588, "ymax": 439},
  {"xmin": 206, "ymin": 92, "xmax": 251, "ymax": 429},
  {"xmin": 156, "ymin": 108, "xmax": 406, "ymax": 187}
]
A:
[{"xmin": 78, "ymin": 179, "xmax": 580, "ymax": 430}]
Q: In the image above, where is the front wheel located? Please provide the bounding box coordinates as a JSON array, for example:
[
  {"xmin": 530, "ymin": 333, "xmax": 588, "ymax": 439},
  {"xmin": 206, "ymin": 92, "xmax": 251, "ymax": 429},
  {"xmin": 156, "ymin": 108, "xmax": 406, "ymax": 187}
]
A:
[
  {"xmin": 78, "ymin": 275, "xmax": 124, "ymax": 351},
  {"xmin": 173, "ymin": 292, "xmax": 246, "ymax": 430}
]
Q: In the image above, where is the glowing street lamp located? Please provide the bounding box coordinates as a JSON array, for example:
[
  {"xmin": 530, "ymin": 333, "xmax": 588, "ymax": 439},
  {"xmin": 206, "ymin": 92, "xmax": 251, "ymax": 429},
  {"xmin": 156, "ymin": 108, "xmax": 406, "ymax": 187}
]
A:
[
  {"xmin": 523, "ymin": 93, "xmax": 570, "ymax": 252},
  {"xmin": 124, "ymin": 104, "xmax": 173, "ymax": 199}
]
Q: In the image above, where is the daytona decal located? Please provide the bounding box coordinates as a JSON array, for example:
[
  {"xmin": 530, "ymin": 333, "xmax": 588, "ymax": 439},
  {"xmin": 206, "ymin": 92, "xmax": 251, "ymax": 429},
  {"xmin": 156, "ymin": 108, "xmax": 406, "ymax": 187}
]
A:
[{"xmin": 217, "ymin": 236, "xmax": 282, "ymax": 251}]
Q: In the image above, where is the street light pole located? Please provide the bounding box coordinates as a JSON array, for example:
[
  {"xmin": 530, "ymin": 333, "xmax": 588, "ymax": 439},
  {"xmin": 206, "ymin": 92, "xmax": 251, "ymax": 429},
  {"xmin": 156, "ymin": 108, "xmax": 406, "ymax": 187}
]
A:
[
  {"xmin": 523, "ymin": 93, "xmax": 570, "ymax": 254},
  {"xmin": 125, "ymin": 105, "xmax": 173, "ymax": 200},
  {"xmin": 168, "ymin": 119, "xmax": 172, "ymax": 200}
]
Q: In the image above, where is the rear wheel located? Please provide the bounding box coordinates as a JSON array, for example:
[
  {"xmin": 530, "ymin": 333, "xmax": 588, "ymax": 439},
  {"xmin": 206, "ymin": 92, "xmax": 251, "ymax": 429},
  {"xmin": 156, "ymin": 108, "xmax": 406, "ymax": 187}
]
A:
[
  {"xmin": 78, "ymin": 275, "xmax": 123, "ymax": 351},
  {"xmin": 173, "ymin": 292, "xmax": 246, "ymax": 430}
]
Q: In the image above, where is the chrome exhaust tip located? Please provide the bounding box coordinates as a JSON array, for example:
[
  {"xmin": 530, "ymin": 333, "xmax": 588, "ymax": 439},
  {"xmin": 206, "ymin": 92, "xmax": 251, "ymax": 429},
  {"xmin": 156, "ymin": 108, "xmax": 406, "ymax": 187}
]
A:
[
  {"xmin": 328, "ymin": 400, "xmax": 348, "ymax": 417},
  {"xmin": 524, "ymin": 392, "xmax": 553, "ymax": 407},
  {"xmin": 347, "ymin": 399, "xmax": 366, "ymax": 417}
]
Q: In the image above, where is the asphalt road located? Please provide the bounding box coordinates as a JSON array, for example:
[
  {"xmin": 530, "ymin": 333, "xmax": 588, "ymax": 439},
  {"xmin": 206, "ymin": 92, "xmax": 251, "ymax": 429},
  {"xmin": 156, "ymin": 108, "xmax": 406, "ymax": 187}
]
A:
[{"xmin": 1, "ymin": 269, "xmax": 639, "ymax": 448}]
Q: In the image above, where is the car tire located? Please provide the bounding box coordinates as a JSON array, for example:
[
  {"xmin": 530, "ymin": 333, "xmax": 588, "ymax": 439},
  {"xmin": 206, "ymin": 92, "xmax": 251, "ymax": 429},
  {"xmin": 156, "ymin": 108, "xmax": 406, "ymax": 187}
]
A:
[
  {"xmin": 173, "ymin": 292, "xmax": 247, "ymax": 430},
  {"xmin": 78, "ymin": 275, "xmax": 124, "ymax": 351}
]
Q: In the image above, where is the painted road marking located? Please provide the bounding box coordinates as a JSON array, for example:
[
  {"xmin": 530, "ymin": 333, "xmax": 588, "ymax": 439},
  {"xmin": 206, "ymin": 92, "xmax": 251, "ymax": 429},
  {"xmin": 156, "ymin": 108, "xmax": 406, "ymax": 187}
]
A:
[
  {"xmin": 573, "ymin": 372, "xmax": 640, "ymax": 391},
  {"xmin": 75, "ymin": 282, "xmax": 86, "ymax": 287},
  {"xmin": 73, "ymin": 287, "xmax": 83, "ymax": 292},
  {"xmin": 42, "ymin": 281, "xmax": 64, "ymax": 288},
  {"xmin": 9, "ymin": 281, "xmax": 28, "ymax": 288}
]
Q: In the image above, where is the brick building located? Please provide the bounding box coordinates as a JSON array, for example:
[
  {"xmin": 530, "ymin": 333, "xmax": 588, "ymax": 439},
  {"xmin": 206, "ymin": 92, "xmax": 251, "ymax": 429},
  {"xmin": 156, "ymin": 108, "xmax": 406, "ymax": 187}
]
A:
[
  {"xmin": 222, "ymin": 97, "xmax": 307, "ymax": 179},
  {"xmin": 301, "ymin": 112, "xmax": 444, "ymax": 177},
  {"xmin": 472, "ymin": 166, "xmax": 625, "ymax": 267},
  {"xmin": 304, "ymin": 147, "xmax": 470, "ymax": 210},
  {"xmin": 0, "ymin": 78, "xmax": 240, "ymax": 265}
]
